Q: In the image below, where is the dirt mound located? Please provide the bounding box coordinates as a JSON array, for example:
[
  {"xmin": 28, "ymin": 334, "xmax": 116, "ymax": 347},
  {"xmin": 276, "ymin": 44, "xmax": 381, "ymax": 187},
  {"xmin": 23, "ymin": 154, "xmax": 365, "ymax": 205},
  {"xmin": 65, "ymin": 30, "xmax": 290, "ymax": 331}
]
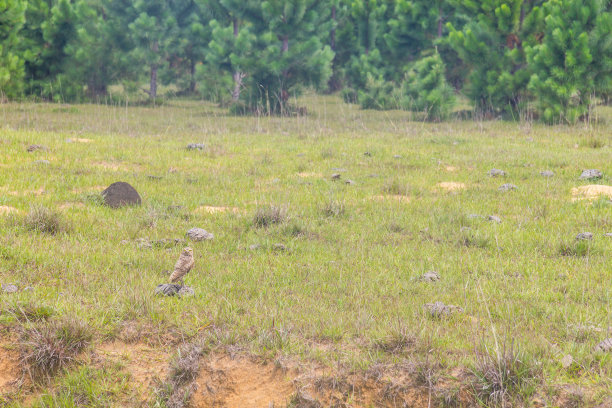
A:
[
  {"xmin": 0, "ymin": 342, "xmax": 20, "ymax": 394},
  {"xmin": 97, "ymin": 342, "xmax": 168, "ymax": 403},
  {"xmin": 192, "ymin": 355, "xmax": 295, "ymax": 407}
]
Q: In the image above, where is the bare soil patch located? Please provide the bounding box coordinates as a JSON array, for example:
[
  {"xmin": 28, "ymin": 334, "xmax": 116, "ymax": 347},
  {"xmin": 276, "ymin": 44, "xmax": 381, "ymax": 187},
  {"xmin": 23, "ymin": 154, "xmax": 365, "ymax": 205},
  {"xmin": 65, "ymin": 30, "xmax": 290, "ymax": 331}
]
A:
[
  {"xmin": 191, "ymin": 354, "xmax": 295, "ymax": 408},
  {"xmin": 97, "ymin": 342, "xmax": 168, "ymax": 404},
  {"xmin": 195, "ymin": 206, "xmax": 243, "ymax": 215},
  {"xmin": 0, "ymin": 341, "xmax": 21, "ymax": 394},
  {"xmin": 0, "ymin": 205, "xmax": 21, "ymax": 215},
  {"xmin": 571, "ymin": 185, "xmax": 612, "ymax": 201},
  {"xmin": 297, "ymin": 172, "xmax": 323, "ymax": 178},
  {"xmin": 436, "ymin": 181, "xmax": 466, "ymax": 192}
]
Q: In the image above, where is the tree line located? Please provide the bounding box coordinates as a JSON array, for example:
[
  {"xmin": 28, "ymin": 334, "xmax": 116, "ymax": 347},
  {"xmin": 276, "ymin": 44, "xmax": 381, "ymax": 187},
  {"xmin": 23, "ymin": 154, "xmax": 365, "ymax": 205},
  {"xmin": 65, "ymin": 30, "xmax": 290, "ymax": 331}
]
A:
[{"xmin": 1, "ymin": 0, "xmax": 611, "ymax": 122}]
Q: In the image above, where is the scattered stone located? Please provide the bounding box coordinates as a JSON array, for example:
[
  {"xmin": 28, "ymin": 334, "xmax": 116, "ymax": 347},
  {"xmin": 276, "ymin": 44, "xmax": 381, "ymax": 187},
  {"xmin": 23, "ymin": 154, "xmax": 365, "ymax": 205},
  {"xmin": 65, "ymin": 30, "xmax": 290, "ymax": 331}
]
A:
[
  {"xmin": 2, "ymin": 284, "xmax": 18, "ymax": 293},
  {"xmin": 363, "ymin": 152, "xmax": 372, "ymax": 157},
  {"xmin": 488, "ymin": 215, "xmax": 502, "ymax": 223},
  {"xmin": 27, "ymin": 144, "xmax": 48, "ymax": 152},
  {"xmin": 393, "ymin": 155, "xmax": 402, "ymax": 159},
  {"xmin": 155, "ymin": 283, "xmax": 194, "ymax": 297},
  {"xmin": 540, "ymin": 170, "xmax": 554, "ymax": 177},
  {"xmin": 249, "ymin": 244, "xmax": 261, "ymax": 250},
  {"xmin": 186, "ymin": 143, "xmax": 206, "ymax": 150},
  {"xmin": 23, "ymin": 286, "xmax": 34, "ymax": 292},
  {"xmin": 467, "ymin": 214, "xmax": 483, "ymax": 219},
  {"xmin": 576, "ymin": 232, "xmax": 593, "ymax": 241},
  {"xmin": 345, "ymin": 179, "xmax": 355, "ymax": 185},
  {"xmin": 186, "ymin": 227, "xmax": 214, "ymax": 241},
  {"xmin": 147, "ymin": 175, "xmax": 163, "ymax": 180},
  {"xmin": 424, "ymin": 301, "xmax": 463, "ymax": 318},
  {"xmin": 595, "ymin": 338, "xmax": 612, "ymax": 353},
  {"xmin": 34, "ymin": 160, "xmax": 50, "ymax": 165},
  {"xmin": 560, "ymin": 354, "xmax": 574, "ymax": 369},
  {"xmin": 331, "ymin": 173, "xmax": 341, "ymax": 180},
  {"xmin": 605, "ymin": 233, "xmax": 612, "ymax": 237},
  {"xmin": 579, "ymin": 169, "xmax": 603, "ymax": 180},
  {"xmin": 272, "ymin": 243, "xmax": 287, "ymax": 251},
  {"xmin": 101, "ymin": 182, "xmax": 142, "ymax": 208},
  {"xmin": 498, "ymin": 183, "xmax": 517, "ymax": 192},
  {"xmin": 136, "ymin": 238, "xmax": 152, "ymax": 249},
  {"xmin": 488, "ymin": 169, "xmax": 506, "ymax": 177},
  {"xmin": 420, "ymin": 271, "xmax": 440, "ymax": 282}
]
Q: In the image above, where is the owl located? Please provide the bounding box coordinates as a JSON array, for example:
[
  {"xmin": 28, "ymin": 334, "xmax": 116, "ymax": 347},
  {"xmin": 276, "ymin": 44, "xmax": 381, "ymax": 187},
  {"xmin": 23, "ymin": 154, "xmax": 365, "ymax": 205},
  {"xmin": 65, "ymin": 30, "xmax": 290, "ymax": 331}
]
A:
[{"xmin": 169, "ymin": 247, "xmax": 194, "ymax": 286}]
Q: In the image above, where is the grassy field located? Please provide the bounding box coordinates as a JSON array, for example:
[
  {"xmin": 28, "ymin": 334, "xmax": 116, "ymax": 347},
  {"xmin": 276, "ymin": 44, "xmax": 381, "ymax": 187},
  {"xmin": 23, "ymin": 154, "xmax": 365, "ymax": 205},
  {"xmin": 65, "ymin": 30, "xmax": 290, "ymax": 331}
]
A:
[{"xmin": 0, "ymin": 95, "xmax": 610, "ymax": 407}]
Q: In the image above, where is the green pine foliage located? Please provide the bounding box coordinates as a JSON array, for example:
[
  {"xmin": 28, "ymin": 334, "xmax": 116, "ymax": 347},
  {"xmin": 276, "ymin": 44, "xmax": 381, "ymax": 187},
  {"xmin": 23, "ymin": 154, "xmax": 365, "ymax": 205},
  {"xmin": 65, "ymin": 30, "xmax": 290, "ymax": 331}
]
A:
[
  {"xmin": 0, "ymin": 0, "xmax": 26, "ymax": 98},
  {"xmin": 400, "ymin": 50, "xmax": 455, "ymax": 120},
  {"xmin": 527, "ymin": 0, "xmax": 612, "ymax": 123},
  {"xmin": 357, "ymin": 72, "xmax": 398, "ymax": 110}
]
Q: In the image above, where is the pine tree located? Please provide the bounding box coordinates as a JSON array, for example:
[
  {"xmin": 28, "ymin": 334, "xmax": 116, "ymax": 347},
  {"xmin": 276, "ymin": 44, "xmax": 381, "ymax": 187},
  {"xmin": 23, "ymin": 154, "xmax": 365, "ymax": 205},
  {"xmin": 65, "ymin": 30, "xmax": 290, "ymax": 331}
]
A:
[
  {"xmin": 129, "ymin": 0, "xmax": 178, "ymax": 99},
  {"xmin": 527, "ymin": 0, "xmax": 612, "ymax": 123},
  {"xmin": 0, "ymin": 0, "xmax": 26, "ymax": 98},
  {"xmin": 400, "ymin": 49, "xmax": 455, "ymax": 120},
  {"xmin": 447, "ymin": 0, "xmax": 545, "ymax": 114}
]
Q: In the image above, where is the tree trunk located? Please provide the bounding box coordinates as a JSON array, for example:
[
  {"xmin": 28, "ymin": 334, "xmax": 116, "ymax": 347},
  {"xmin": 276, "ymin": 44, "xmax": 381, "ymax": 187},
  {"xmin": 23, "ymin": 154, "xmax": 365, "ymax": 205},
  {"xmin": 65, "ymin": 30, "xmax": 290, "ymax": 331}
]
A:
[
  {"xmin": 437, "ymin": 6, "xmax": 443, "ymax": 38},
  {"xmin": 189, "ymin": 59, "xmax": 196, "ymax": 94},
  {"xmin": 233, "ymin": 17, "xmax": 239, "ymax": 37},
  {"xmin": 331, "ymin": 5, "xmax": 336, "ymax": 50},
  {"xmin": 232, "ymin": 71, "xmax": 243, "ymax": 102},
  {"xmin": 282, "ymin": 36, "xmax": 289, "ymax": 53},
  {"xmin": 149, "ymin": 40, "xmax": 159, "ymax": 99}
]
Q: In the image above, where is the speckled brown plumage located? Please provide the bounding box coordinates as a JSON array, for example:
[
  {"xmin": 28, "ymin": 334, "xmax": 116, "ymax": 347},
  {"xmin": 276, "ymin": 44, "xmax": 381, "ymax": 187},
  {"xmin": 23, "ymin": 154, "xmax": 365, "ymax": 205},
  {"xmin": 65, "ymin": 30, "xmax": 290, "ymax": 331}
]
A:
[{"xmin": 169, "ymin": 247, "xmax": 194, "ymax": 284}]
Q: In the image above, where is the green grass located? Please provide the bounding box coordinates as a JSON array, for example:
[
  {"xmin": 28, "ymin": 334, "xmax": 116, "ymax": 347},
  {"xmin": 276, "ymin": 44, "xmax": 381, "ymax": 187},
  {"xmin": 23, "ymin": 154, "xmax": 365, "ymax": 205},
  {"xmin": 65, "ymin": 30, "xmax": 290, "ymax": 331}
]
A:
[{"xmin": 0, "ymin": 94, "xmax": 610, "ymax": 406}]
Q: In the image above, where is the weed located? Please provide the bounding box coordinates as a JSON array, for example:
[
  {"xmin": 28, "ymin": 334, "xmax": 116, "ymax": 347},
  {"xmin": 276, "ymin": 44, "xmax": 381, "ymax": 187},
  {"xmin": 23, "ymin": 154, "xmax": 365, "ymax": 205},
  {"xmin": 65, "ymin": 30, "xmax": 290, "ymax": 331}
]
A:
[
  {"xmin": 321, "ymin": 199, "xmax": 345, "ymax": 217},
  {"xmin": 154, "ymin": 342, "xmax": 205, "ymax": 408},
  {"xmin": 558, "ymin": 241, "xmax": 589, "ymax": 257},
  {"xmin": 382, "ymin": 179, "xmax": 410, "ymax": 196},
  {"xmin": 6, "ymin": 302, "xmax": 55, "ymax": 322}
]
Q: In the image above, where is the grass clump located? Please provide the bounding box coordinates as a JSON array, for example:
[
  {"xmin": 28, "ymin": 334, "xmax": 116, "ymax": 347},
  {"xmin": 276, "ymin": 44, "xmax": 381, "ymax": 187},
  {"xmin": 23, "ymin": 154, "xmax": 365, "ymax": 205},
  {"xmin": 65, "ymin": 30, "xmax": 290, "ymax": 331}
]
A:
[
  {"xmin": 382, "ymin": 179, "xmax": 410, "ymax": 196},
  {"xmin": 321, "ymin": 199, "xmax": 345, "ymax": 217},
  {"xmin": 25, "ymin": 205, "xmax": 65, "ymax": 234},
  {"xmin": 471, "ymin": 342, "xmax": 540, "ymax": 406},
  {"xmin": 154, "ymin": 342, "xmax": 205, "ymax": 408},
  {"xmin": 252, "ymin": 205, "xmax": 288, "ymax": 228},
  {"xmin": 19, "ymin": 318, "xmax": 92, "ymax": 379},
  {"xmin": 558, "ymin": 240, "xmax": 590, "ymax": 257},
  {"xmin": 5, "ymin": 302, "xmax": 55, "ymax": 322}
]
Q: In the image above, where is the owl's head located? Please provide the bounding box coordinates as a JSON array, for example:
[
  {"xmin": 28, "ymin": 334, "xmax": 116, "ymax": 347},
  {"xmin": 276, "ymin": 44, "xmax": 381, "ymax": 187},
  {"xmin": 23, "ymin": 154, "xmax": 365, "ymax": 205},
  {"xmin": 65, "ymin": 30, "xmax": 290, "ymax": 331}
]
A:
[{"xmin": 183, "ymin": 247, "xmax": 193, "ymax": 255}]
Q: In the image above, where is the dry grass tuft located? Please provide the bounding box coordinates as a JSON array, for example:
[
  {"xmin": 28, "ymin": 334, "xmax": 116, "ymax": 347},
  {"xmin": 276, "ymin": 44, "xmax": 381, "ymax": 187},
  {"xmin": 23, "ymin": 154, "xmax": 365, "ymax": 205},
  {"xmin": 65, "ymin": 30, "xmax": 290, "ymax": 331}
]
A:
[
  {"xmin": 154, "ymin": 342, "xmax": 205, "ymax": 408},
  {"xmin": 24, "ymin": 205, "xmax": 65, "ymax": 234},
  {"xmin": 19, "ymin": 318, "xmax": 91, "ymax": 380},
  {"xmin": 252, "ymin": 205, "xmax": 288, "ymax": 228}
]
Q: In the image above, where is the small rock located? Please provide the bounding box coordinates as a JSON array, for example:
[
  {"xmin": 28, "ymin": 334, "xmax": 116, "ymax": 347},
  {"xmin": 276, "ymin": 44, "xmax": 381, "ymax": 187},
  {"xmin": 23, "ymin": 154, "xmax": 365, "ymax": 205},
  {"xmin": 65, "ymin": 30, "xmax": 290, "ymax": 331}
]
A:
[
  {"xmin": 595, "ymin": 338, "xmax": 612, "ymax": 353},
  {"xmin": 540, "ymin": 170, "xmax": 554, "ymax": 177},
  {"xmin": 23, "ymin": 286, "xmax": 34, "ymax": 292},
  {"xmin": 393, "ymin": 155, "xmax": 402, "ymax": 159},
  {"xmin": 2, "ymin": 284, "xmax": 18, "ymax": 293},
  {"xmin": 186, "ymin": 228, "xmax": 214, "ymax": 241},
  {"xmin": 579, "ymin": 169, "xmax": 603, "ymax": 180},
  {"xmin": 576, "ymin": 232, "xmax": 593, "ymax": 241},
  {"xmin": 331, "ymin": 173, "xmax": 341, "ymax": 180},
  {"xmin": 34, "ymin": 159, "xmax": 50, "ymax": 165},
  {"xmin": 363, "ymin": 152, "xmax": 372, "ymax": 157},
  {"xmin": 467, "ymin": 214, "xmax": 482, "ymax": 219},
  {"xmin": 137, "ymin": 239, "xmax": 152, "ymax": 249},
  {"xmin": 345, "ymin": 179, "xmax": 355, "ymax": 185},
  {"xmin": 498, "ymin": 183, "xmax": 517, "ymax": 192},
  {"xmin": 560, "ymin": 354, "xmax": 574, "ymax": 369},
  {"xmin": 186, "ymin": 143, "xmax": 206, "ymax": 150},
  {"xmin": 102, "ymin": 182, "xmax": 142, "ymax": 208},
  {"xmin": 488, "ymin": 169, "xmax": 506, "ymax": 177},
  {"xmin": 424, "ymin": 301, "xmax": 463, "ymax": 318},
  {"xmin": 605, "ymin": 233, "xmax": 612, "ymax": 237},
  {"xmin": 155, "ymin": 283, "xmax": 194, "ymax": 297},
  {"xmin": 488, "ymin": 215, "xmax": 502, "ymax": 223},
  {"xmin": 420, "ymin": 271, "xmax": 440, "ymax": 282},
  {"xmin": 249, "ymin": 244, "xmax": 261, "ymax": 250},
  {"xmin": 120, "ymin": 240, "xmax": 130, "ymax": 245},
  {"xmin": 27, "ymin": 144, "xmax": 48, "ymax": 152},
  {"xmin": 272, "ymin": 243, "xmax": 287, "ymax": 251}
]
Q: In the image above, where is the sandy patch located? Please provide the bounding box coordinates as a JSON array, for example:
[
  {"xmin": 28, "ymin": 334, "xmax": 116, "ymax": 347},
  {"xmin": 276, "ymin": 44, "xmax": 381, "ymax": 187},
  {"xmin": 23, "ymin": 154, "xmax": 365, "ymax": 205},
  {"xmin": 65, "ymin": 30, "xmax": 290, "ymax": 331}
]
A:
[
  {"xmin": 97, "ymin": 342, "xmax": 168, "ymax": 403},
  {"xmin": 2, "ymin": 187, "xmax": 45, "ymax": 196},
  {"xmin": 0, "ymin": 343, "xmax": 20, "ymax": 394},
  {"xmin": 371, "ymin": 195, "xmax": 411, "ymax": 203},
  {"xmin": 445, "ymin": 166, "xmax": 459, "ymax": 172},
  {"xmin": 571, "ymin": 185, "xmax": 612, "ymax": 201},
  {"xmin": 192, "ymin": 355, "xmax": 295, "ymax": 408},
  {"xmin": 195, "ymin": 206, "xmax": 243, "ymax": 215},
  {"xmin": 297, "ymin": 172, "xmax": 322, "ymax": 178},
  {"xmin": 69, "ymin": 138, "xmax": 93, "ymax": 143},
  {"xmin": 436, "ymin": 182, "xmax": 466, "ymax": 192},
  {"xmin": 0, "ymin": 206, "xmax": 20, "ymax": 215}
]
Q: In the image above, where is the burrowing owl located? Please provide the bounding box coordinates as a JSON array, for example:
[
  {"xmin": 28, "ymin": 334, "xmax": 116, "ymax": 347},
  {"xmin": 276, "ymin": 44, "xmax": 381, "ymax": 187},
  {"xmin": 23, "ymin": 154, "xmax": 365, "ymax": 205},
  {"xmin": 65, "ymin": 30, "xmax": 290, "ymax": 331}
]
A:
[{"xmin": 169, "ymin": 247, "xmax": 194, "ymax": 286}]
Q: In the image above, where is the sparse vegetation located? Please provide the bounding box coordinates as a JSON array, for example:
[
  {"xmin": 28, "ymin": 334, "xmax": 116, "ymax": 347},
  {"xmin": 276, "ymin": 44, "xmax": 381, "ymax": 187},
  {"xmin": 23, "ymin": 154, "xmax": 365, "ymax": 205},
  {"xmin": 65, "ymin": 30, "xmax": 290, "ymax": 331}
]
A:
[
  {"xmin": 252, "ymin": 205, "xmax": 288, "ymax": 228},
  {"xmin": 24, "ymin": 205, "xmax": 64, "ymax": 234}
]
